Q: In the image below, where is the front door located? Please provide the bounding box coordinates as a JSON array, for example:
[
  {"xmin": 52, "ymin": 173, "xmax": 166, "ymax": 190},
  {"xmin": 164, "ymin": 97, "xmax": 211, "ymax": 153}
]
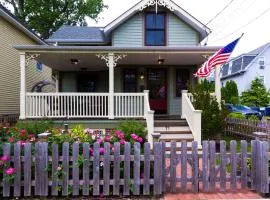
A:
[{"xmin": 147, "ymin": 69, "xmax": 167, "ymax": 114}]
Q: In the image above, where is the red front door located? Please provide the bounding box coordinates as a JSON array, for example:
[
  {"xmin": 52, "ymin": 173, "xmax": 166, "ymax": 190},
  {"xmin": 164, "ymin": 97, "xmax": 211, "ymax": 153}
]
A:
[{"xmin": 147, "ymin": 69, "xmax": 167, "ymax": 114}]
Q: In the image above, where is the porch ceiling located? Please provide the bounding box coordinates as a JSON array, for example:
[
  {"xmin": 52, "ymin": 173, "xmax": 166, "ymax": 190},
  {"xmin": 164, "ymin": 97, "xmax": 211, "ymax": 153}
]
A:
[{"xmin": 15, "ymin": 45, "xmax": 221, "ymax": 71}]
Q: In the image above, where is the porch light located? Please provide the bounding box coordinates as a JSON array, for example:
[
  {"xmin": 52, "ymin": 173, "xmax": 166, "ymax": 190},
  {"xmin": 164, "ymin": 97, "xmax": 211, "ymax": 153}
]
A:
[
  {"xmin": 157, "ymin": 57, "xmax": 165, "ymax": 65},
  {"xmin": 70, "ymin": 58, "xmax": 79, "ymax": 65},
  {"xmin": 140, "ymin": 72, "xmax": 144, "ymax": 80}
]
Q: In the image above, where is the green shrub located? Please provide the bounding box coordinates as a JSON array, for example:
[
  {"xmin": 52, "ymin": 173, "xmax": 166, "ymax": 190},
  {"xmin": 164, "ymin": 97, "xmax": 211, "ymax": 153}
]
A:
[
  {"xmin": 190, "ymin": 81, "xmax": 227, "ymax": 140},
  {"xmin": 221, "ymin": 80, "xmax": 239, "ymax": 104},
  {"xmin": 247, "ymin": 115, "xmax": 259, "ymax": 121},
  {"xmin": 16, "ymin": 119, "xmax": 53, "ymax": 135},
  {"xmin": 117, "ymin": 120, "xmax": 147, "ymax": 142},
  {"xmin": 70, "ymin": 125, "xmax": 92, "ymax": 143},
  {"xmin": 227, "ymin": 112, "xmax": 245, "ymax": 119}
]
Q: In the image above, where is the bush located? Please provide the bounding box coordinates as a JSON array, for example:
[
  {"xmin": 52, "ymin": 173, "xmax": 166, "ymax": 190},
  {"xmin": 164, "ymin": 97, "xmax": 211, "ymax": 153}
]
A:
[
  {"xmin": 190, "ymin": 81, "xmax": 227, "ymax": 140},
  {"xmin": 16, "ymin": 119, "xmax": 53, "ymax": 136},
  {"xmin": 117, "ymin": 120, "xmax": 147, "ymax": 142},
  {"xmin": 227, "ymin": 112, "xmax": 245, "ymax": 119}
]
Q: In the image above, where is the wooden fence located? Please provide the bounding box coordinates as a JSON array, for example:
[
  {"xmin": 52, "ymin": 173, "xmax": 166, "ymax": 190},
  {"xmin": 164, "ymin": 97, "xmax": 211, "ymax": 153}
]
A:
[
  {"xmin": 0, "ymin": 140, "xmax": 269, "ymax": 197},
  {"xmin": 225, "ymin": 118, "xmax": 270, "ymax": 139}
]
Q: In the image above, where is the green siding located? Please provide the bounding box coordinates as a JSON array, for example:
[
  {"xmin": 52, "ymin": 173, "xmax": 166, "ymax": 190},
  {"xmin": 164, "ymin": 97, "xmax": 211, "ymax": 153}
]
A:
[
  {"xmin": 112, "ymin": 13, "xmax": 143, "ymax": 47},
  {"xmin": 168, "ymin": 13, "xmax": 199, "ymax": 46}
]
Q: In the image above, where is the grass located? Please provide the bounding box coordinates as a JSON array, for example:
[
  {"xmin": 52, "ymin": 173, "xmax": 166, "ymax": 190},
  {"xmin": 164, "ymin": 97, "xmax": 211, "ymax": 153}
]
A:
[{"xmin": 220, "ymin": 133, "xmax": 252, "ymax": 152}]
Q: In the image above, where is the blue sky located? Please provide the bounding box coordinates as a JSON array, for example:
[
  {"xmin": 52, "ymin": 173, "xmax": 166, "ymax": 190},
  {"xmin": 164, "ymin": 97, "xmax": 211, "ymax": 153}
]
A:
[{"xmin": 87, "ymin": 0, "xmax": 270, "ymax": 57}]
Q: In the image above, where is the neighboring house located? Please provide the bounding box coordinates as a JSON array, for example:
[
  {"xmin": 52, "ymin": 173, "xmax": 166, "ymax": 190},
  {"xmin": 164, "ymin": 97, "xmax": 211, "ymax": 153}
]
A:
[
  {"xmin": 14, "ymin": 0, "xmax": 220, "ymax": 146},
  {"xmin": 221, "ymin": 42, "xmax": 270, "ymax": 94},
  {"xmin": 0, "ymin": 5, "xmax": 53, "ymax": 115}
]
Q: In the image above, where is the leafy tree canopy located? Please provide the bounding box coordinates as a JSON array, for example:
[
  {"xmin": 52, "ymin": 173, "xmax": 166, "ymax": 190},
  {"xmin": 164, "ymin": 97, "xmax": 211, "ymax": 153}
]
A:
[
  {"xmin": 241, "ymin": 77, "xmax": 270, "ymax": 107},
  {"xmin": 221, "ymin": 80, "xmax": 239, "ymax": 104},
  {"xmin": 2, "ymin": 0, "xmax": 107, "ymax": 39}
]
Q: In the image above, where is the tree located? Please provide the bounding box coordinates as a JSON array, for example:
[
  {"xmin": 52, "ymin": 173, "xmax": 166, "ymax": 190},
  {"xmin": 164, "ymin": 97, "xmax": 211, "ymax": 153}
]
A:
[
  {"xmin": 2, "ymin": 0, "xmax": 107, "ymax": 39},
  {"xmin": 221, "ymin": 80, "xmax": 239, "ymax": 104},
  {"xmin": 241, "ymin": 77, "xmax": 270, "ymax": 107}
]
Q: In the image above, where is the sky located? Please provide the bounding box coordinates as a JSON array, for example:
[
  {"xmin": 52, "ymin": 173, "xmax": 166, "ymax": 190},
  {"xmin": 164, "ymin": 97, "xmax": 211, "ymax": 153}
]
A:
[{"xmin": 87, "ymin": 0, "xmax": 270, "ymax": 57}]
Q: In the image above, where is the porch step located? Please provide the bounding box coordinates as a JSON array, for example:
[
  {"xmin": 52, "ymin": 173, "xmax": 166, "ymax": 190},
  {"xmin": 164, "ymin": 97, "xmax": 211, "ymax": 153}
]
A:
[
  {"xmin": 154, "ymin": 119, "xmax": 188, "ymax": 127},
  {"xmin": 154, "ymin": 126, "xmax": 191, "ymax": 133}
]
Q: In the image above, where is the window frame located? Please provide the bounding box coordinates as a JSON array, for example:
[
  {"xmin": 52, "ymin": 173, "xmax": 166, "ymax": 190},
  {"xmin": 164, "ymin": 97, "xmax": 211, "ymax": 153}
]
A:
[{"xmin": 144, "ymin": 12, "xmax": 166, "ymax": 46}]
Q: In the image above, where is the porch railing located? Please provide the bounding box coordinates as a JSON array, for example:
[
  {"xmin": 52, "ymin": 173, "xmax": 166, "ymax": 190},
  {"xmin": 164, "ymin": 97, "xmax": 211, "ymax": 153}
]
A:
[
  {"xmin": 181, "ymin": 90, "xmax": 202, "ymax": 147},
  {"xmin": 26, "ymin": 92, "xmax": 147, "ymax": 119}
]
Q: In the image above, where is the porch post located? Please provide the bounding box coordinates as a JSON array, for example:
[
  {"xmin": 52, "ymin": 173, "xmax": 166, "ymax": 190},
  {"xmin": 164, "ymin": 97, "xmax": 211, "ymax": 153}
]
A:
[
  {"xmin": 108, "ymin": 53, "xmax": 115, "ymax": 119},
  {"xmin": 19, "ymin": 52, "xmax": 26, "ymax": 119},
  {"xmin": 215, "ymin": 65, "xmax": 222, "ymax": 108}
]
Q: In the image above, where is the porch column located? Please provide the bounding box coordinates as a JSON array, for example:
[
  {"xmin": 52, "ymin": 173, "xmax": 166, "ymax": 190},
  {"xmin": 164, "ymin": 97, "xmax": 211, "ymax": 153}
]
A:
[
  {"xmin": 19, "ymin": 52, "xmax": 26, "ymax": 119},
  {"xmin": 108, "ymin": 53, "xmax": 115, "ymax": 119},
  {"xmin": 97, "ymin": 53, "xmax": 126, "ymax": 119}
]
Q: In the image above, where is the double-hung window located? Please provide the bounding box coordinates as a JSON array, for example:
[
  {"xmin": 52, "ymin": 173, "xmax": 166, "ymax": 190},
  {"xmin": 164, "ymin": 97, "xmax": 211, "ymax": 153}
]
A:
[{"xmin": 145, "ymin": 13, "xmax": 166, "ymax": 46}]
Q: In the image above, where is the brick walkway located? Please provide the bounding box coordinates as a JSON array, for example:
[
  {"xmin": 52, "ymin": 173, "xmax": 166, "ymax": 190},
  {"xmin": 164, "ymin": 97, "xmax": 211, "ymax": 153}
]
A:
[{"xmin": 164, "ymin": 190, "xmax": 262, "ymax": 199}]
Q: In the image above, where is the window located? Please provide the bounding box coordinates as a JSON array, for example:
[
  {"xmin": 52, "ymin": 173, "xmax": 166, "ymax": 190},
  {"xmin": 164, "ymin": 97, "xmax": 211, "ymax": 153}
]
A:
[
  {"xmin": 145, "ymin": 13, "xmax": 165, "ymax": 46},
  {"xmin": 36, "ymin": 61, "xmax": 43, "ymax": 72},
  {"xmin": 175, "ymin": 69, "xmax": 190, "ymax": 97},
  {"xmin": 123, "ymin": 70, "xmax": 137, "ymax": 92},
  {"xmin": 259, "ymin": 76, "xmax": 265, "ymax": 84}
]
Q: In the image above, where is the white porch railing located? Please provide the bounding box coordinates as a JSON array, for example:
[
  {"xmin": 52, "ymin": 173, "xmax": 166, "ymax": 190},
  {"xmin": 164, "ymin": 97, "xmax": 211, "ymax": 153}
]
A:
[
  {"xmin": 144, "ymin": 90, "xmax": 155, "ymax": 147},
  {"xmin": 181, "ymin": 90, "xmax": 202, "ymax": 147},
  {"xmin": 26, "ymin": 92, "xmax": 149, "ymax": 119}
]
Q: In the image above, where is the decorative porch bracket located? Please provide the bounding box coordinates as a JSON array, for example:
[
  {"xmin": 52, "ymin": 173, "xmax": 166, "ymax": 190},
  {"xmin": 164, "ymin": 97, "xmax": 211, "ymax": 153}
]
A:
[
  {"xmin": 139, "ymin": 0, "xmax": 174, "ymax": 13},
  {"xmin": 20, "ymin": 52, "xmax": 40, "ymax": 119},
  {"xmin": 96, "ymin": 53, "xmax": 126, "ymax": 119}
]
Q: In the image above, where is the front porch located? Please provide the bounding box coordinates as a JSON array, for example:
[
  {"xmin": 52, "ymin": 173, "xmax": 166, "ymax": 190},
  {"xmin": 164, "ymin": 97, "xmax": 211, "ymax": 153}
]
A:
[{"xmin": 16, "ymin": 46, "xmax": 218, "ymax": 146}]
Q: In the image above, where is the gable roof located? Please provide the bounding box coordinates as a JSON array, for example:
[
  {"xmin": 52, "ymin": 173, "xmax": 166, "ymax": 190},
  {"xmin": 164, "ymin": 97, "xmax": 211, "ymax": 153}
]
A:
[
  {"xmin": 0, "ymin": 4, "xmax": 46, "ymax": 45},
  {"xmin": 46, "ymin": 25, "xmax": 106, "ymax": 44},
  {"xmin": 221, "ymin": 42, "xmax": 270, "ymax": 79},
  {"xmin": 47, "ymin": 0, "xmax": 210, "ymax": 44},
  {"xmin": 105, "ymin": 0, "xmax": 210, "ymax": 40}
]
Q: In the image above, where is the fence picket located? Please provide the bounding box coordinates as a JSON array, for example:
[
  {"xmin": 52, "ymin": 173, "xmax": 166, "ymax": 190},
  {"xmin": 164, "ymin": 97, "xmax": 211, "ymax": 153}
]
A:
[
  {"xmin": 143, "ymin": 143, "xmax": 150, "ymax": 195},
  {"xmin": 40, "ymin": 142, "xmax": 48, "ymax": 196},
  {"xmin": 240, "ymin": 140, "xmax": 247, "ymax": 189},
  {"xmin": 202, "ymin": 141, "xmax": 209, "ymax": 192},
  {"xmin": 251, "ymin": 140, "xmax": 257, "ymax": 190},
  {"xmin": 161, "ymin": 141, "xmax": 166, "ymax": 193},
  {"xmin": 181, "ymin": 141, "xmax": 187, "ymax": 192},
  {"xmin": 209, "ymin": 141, "xmax": 216, "ymax": 192},
  {"xmin": 170, "ymin": 141, "xmax": 177, "ymax": 193},
  {"xmin": 51, "ymin": 143, "xmax": 59, "ymax": 196},
  {"xmin": 93, "ymin": 142, "xmax": 100, "ymax": 196},
  {"xmin": 124, "ymin": 142, "xmax": 131, "ymax": 196},
  {"xmin": 14, "ymin": 142, "xmax": 21, "ymax": 197},
  {"xmin": 103, "ymin": 143, "xmax": 110, "ymax": 196},
  {"xmin": 134, "ymin": 142, "xmax": 141, "ymax": 195},
  {"xmin": 3, "ymin": 143, "xmax": 11, "ymax": 197},
  {"xmin": 24, "ymin": 143, "xmax": 32, "ymax": 196},
  {"xmin": 191, "ymin": 141, "xmax": 199, "ymax": 193},
  {"xmin": 220, "ymin": 140, "xmax": 226, "ymax": 192},
  {"xmin": 230, "ymin": 140, "xmax": 237, "ymax": 192},
  {"xmin": 154, "ymin": 142, "xmax": 163, "ymax": 195},
  {"xmin": 83, "ymin": 143, "xmax": 90, "ymax": 195},
  {"xmin": 35, "ymin": 143, "xmax": 41, "ymax": 196},
  {"xmin": 113, "ymin": 142, "xmax": 120, "ymax": 195},
  {"xmin": 261, "ymin": 141, "xmax": 269, "ymax": 193},
  {"xmin": 72, "ymin": 142, "xmax": 80, "ymax": 196},
  {"xmin": 62, "ymin": 142, "xmax": 69, "ymax": 196}
]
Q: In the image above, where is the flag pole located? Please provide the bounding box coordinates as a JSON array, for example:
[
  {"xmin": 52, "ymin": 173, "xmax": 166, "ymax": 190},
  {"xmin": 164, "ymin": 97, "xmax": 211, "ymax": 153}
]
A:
[{"xmin": 215, "ymin": 65, "xmax": 221, "ymax": 109}]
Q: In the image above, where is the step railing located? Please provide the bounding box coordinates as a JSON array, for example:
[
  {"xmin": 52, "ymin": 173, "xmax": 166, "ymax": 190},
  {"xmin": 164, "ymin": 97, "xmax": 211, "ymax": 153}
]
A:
[
  {"xmin": 144, "ymin": 90, "xmax": 155, "ymax": 147},
  {"xmin": 181, "ymin": 90, "xmax": 202, "ymax": 147}
]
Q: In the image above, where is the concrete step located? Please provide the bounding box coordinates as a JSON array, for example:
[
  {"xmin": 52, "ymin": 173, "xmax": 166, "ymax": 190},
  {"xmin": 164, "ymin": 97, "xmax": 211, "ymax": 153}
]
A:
[
  {"xmin": 160, "ymin": 133, "xmax": 193, "ymax": 140},
  {"xmin": 154, "ymin": 120, "xmax": 188, "ymax": 127},
  {"xmin": 154, "ymin": 126, "xmax": 191, "ymax": 133}
]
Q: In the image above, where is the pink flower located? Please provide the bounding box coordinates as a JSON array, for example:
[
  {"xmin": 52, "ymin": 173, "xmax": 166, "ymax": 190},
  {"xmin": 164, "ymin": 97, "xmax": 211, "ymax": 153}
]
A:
[
  {"xmin": 99, "ymin": 147, "xmax": 105, "ymax": 154},
  {"xmin": 137, "ymin": 137, "xmax": 143, "ymax": 143},
  {"xmin": 96, "ymin": 138, "xmax": 103, "ymax": 143},
  {"xmin": 84, "ymin": 128, "xmax": 94, "ymax": 134},
  {"xmin": 57, "ymin": 166, "xmax": 62, "ymax": 171},
  {"xmin": 8, "ymin": 137, "xmax": 15, "ymax": 143},
  {"xmin": 131, "ymin": 134, "xmax": 138, "ymax": 141},
  {"xmin": 120, "ymin": 139, "xmax": 125, "ymax": 145},
  {"xmin": 5, "ymin": 167, "xmax": 15, "ymax": 175},
  {"xmin": 104, "ymin": 135, "xmax": 111, "ymax": 142},
  {"xmin": 1, "ymin": 155, "xmax": 9, "ymax": 161},
  {"xmin": 115, "ymin": 130, "xmax": 125, "ymax": 139},
  {"xmin": 19, "ymin": 129, "xmax": 27, "ymax": 137},
  {"xmin": 89, "ymin": 147, "xmax": 94, "ymax": 154}
]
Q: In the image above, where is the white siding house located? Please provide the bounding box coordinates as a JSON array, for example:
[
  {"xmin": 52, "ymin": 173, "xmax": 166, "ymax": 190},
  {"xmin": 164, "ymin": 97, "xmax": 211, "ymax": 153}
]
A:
[{"xmin": 221, "ymin": 43, "xmax": 270, "ymax": 94}]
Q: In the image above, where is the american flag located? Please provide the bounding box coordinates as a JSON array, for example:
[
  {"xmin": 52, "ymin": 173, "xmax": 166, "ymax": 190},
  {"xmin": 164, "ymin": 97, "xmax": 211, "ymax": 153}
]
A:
[{"xmin": 195, "ymin": 37, "xmax": 242, "ymax": 77}]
